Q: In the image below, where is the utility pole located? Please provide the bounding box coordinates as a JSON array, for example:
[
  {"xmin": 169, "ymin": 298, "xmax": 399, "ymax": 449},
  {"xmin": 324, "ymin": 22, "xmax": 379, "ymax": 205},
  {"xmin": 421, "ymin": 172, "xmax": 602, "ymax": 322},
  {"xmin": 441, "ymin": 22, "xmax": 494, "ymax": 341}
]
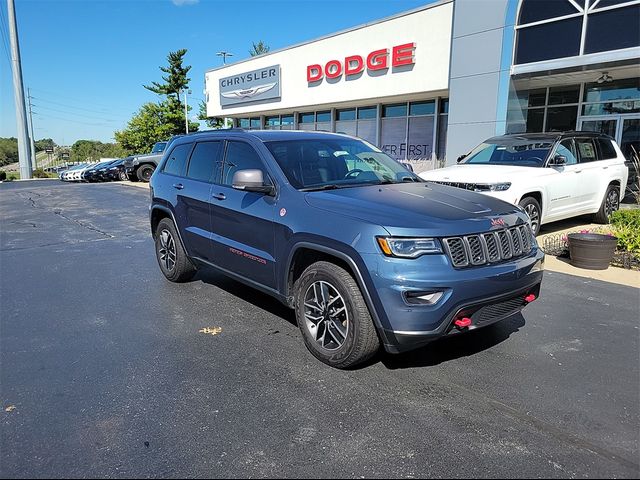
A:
[
  {"xmin": 27, "ymin": 88, "xmax": 36, "ymax": 170},
  {"xmin": 7, "ymin": 0, "xmax": 32, "ymax": 179},
  {"xmin": 182, "ymin": 88, "xmax": 191, "ymax": 134}
]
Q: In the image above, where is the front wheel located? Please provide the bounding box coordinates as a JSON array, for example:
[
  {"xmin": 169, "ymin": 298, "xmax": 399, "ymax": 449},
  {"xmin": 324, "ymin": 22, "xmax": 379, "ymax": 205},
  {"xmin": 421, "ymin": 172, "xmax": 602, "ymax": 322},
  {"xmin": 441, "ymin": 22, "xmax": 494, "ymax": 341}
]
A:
[
  {"xmin": 593, "ymin": 184, "xmax": 620, "ymax": 224},
  {"xmin": 519, "ymin": 196, "xmax": 541, "ymax": 236},
  {"xmin": 154, "ymin": 218, "xmax": 196, "ymax": 283},
  {"xmin": 137, "ymin": 164, "xmax": 155, "ymax": 182},
  {"xmin": 294, "ymin": 261, "xmax": 380, "ymax": 369},
  {"xmin": 118, "ymin": 170, "xmax": 129, "ymax": 181}
]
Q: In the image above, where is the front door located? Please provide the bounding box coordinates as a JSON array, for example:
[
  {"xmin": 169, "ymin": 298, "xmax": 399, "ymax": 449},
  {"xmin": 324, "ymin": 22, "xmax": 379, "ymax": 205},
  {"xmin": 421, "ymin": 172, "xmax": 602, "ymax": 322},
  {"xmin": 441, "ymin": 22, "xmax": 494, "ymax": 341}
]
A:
[{"xmin": 209, "ymin": 140, "xmax": 277, "ymax": 289}]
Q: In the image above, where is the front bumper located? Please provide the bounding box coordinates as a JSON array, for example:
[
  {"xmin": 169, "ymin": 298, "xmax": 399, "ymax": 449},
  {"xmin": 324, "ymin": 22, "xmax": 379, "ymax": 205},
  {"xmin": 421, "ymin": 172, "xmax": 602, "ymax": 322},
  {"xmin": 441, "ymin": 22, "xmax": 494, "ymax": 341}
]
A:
[{"xmin": 361, "ymin": 247, "xmax": 545, "ymax": 353}]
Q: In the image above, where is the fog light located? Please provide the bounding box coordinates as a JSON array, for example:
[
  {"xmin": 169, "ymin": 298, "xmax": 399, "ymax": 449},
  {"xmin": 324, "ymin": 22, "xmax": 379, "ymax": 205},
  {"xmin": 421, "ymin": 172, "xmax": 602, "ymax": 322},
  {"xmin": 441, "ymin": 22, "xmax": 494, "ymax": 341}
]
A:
[{"xmin": 404, "ymin": 290, "xmax": 444, "ymax": 305}]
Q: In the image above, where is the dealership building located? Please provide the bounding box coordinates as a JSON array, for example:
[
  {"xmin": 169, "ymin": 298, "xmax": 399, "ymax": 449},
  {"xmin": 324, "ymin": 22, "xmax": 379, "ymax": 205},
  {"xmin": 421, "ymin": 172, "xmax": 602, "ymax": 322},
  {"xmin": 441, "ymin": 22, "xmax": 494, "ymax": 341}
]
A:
[{"xmin": 204, "ymin": 0, "xmax": 640, "ymax": 168}]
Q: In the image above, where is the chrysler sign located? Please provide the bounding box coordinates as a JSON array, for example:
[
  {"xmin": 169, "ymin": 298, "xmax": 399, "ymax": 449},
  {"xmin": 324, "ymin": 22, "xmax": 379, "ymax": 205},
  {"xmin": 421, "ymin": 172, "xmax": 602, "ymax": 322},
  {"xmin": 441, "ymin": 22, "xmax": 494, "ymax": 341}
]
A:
[{"xmin": 219, "ymin": 65, "xmax": 281, "ymax": 107}]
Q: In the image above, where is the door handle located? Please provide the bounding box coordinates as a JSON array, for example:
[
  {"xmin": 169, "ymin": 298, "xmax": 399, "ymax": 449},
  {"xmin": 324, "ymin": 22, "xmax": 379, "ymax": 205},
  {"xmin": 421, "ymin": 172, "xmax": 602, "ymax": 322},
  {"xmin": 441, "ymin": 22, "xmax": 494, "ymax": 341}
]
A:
[
  {"xmin": 602, "ymin": 166, "xmax": 609, "ymax": 170},
  {"xmin": 212, "ymin": 193, "xmax": 226, "ymax": 201},
  {"xmin": 574, "ymin": 170, "xmax": 582, "ymax": 173},
  {"xmin": 172, "ymin": 183, "xmax": 184, "ymax": 190}
]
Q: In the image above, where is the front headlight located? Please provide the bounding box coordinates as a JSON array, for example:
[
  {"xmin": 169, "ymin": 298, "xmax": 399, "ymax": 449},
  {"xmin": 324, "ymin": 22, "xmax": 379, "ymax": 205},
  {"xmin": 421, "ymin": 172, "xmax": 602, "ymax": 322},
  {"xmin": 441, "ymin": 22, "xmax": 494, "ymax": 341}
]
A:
[
  {"xmin": 486, "ymin": 182, "xmax": 511, "ymax": 192},
  {"xmin": 377, "ymin": 237, "xmax": 442, "ymax": 258}
]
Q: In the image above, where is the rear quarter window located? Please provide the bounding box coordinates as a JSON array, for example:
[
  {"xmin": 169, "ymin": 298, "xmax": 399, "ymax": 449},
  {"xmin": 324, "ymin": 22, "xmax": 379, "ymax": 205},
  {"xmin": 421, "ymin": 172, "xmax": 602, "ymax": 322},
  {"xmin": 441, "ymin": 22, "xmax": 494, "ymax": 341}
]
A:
[
  {"xmin": 595, "ymin": 138, "xmax": 617, "ymax": 160},
  {"xmin": 163, "ymin": 143, "xmax": 193, "ymax": 176}
]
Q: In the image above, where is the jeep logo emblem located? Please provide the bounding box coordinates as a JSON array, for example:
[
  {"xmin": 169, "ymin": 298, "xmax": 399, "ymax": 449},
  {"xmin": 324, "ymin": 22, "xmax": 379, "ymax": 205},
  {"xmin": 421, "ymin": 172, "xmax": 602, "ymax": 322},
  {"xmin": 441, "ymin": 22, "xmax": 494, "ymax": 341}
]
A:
[{"xmin": 491, "ymin": 218, "xmax": 506, "ymax": 227}]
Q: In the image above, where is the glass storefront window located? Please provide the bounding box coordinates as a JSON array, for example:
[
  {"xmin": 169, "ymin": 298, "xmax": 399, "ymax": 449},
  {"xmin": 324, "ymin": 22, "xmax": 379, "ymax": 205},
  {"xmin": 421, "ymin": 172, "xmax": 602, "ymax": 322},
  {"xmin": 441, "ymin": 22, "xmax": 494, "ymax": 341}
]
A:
[
  {"xmin": 281, "ymin": 115, "xmax": 294, "ymax": 130},
  {"xmin": 298, "ymin": 112, "xmax": 315, "ymax": 124},
  {"xmin": 584, "ymin": 79, "xmax": 640, "ymax": 103},
  {"xmin": 584, "ymin": 5, "xmax": 640, "ymax": 54},
  {"xmin": 515, "ymin": 17, "xmax": 582, "ymax": 64},
  {"xmin": 407, "ymin": 116, "xmax": 434, "ymax": 161},
  {"xmin": 336, "ymin": 109, "xmax": 356, "ymax": 121},
  {"xmin": 250, "ymin": 118, "xmax": 261, "ymax": 129},
  {"xmin": 518, "ymin": 0, "xmax": 578, "ymax": 25},
  {"xmin": 356, "ymin": 120, "xmax": 376, "ymax": 144},
  {"xmin": 548, "ymin": 85, "xmax": 580, "ymax": 105},
  {"xmin": 335, "ymin": 121, "xmax": 356, "ymax": 136},
  {"xmin": 265, "ymin": 116, "xmax": 280, "ymax": 128},
  {"xmin": 582, "ymin": 101, "xmax": 640, "ymax": 116},
  {"xmin": 381, "ymin": 117, "xmax": 407, "ymax": 160},
  {"xmin": 316, "ymin": 111, "xmax": 331, "ymax": 122},
  {"xmin": 239, "ymin": 118, "xmax": 250, "ymax": 129},
  {"xmin": 383, "ymin": 103, "xmax": 408, "ymax": 117},
  {"xmin": 439, "ymin": 98, "xmax": 449, "ymax": 114},
  {"xmin": 526, "ymin": 108, "xmax": 544, "ymax": 132},
  {"xmin": 357, "ymin": 106, "xmax": 377, "ymax": 119},
  {"xmin": 528, "ymin": 89, "xmax": 547, "ymax": 107},
  {"xmin": 409, "ymin": 101, "xmax": 435, "ymax": 116},
  {"xmin": 546, "ymin": 106, "xmax": 578, "ymax": 132}
]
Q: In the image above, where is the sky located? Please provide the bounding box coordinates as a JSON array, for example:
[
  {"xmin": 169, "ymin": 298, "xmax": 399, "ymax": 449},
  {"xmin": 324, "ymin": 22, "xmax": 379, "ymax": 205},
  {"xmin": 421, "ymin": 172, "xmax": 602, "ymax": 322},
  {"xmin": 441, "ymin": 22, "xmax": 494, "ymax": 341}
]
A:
[{"xmin": 0, "ymin": 0, "xmax": 432, "ymax": 146}]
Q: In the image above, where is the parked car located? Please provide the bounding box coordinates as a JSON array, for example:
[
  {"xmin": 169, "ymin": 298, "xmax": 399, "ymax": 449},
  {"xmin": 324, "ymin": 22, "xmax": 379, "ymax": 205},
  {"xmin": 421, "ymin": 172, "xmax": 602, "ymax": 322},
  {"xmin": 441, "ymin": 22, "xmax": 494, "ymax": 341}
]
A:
[
  {"xmin": 123, "ymin": 139, "xmax": 175, "ymax": 182},
  {"xmin": 419, "ymin": 132, "xmax": 629, "ymax": 235},
  {"xmin": 81, "ymin": 161, "xmax": 112, "ymax": 182},
  {"xmin": 59, "ymin": 163, "xmax": 88, "ymax": 181},
  {"xmin": 149, "ymin": 130, "xmax": 544, "ymax": 369},
  {"xmin": 102, "ymin": 158, "xmax": 129, "ymax": 181}
]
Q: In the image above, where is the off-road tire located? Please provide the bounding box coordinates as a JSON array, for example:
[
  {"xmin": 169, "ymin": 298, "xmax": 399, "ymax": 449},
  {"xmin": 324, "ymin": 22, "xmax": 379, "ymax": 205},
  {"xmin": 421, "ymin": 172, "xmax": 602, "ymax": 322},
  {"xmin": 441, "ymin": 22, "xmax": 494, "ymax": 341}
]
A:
[
  {"xmin": 137, "ymin": 164, "xmax": 155, "ymax": 183},
  {"xmin": 294, "ymin": 261, "xmax": 380, "ymax": 369},
  {"xmin": 593, "ymin": 184, "xmax": 620, "ymax": 224},
  {"xmin": 155, "ymin": 218, "xmax": 196, "ymax": 283}
]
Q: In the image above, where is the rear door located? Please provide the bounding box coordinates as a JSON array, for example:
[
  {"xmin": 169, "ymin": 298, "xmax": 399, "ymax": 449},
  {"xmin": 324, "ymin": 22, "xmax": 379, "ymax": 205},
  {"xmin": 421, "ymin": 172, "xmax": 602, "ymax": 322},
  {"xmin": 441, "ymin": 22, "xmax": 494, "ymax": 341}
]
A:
[
  {"xmin": 179, "ymin": 141, "xmax": 224, "ymax": 262},
  {"xmin": 209, "ymin": 139, "xmax": 278, "ymax": 289},
  {"xmin": 574, "ymin": 137, "xmax": 602, "ymax": 210}
]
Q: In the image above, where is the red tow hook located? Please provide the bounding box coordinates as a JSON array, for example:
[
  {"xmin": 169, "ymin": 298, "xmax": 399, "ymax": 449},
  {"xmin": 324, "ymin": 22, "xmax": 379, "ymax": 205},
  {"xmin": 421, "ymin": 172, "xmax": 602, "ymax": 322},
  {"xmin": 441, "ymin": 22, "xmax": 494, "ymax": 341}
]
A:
[
  {"xmin": 524, "ymin": 294, "xmax": 537, "ymax": 303},
  {"xmin": 453, "ymin": 317, "xmax": 472, "ymax": 329}
]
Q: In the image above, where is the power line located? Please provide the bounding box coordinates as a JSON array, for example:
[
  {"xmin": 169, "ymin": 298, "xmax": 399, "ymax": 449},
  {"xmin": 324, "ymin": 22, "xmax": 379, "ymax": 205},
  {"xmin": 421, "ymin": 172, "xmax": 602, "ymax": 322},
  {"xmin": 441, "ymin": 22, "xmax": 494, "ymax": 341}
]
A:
[
  {"xmin": 31, "ymin": 96, "xmax": 125, "ymax": 115},
  {"xmin": 33, "ymin": 111, "xmax": 123, "ymax": 127},
  {"xmin": 33, "ymin": 103, "xmax": 122, "ymax": 122},
  {"xmin": 29, "ymin": 86, "xmax": 127, "ymax": 110},
  {"xmin": 0, "ymin": 5, "xmax": 12, "ymax": 65}
]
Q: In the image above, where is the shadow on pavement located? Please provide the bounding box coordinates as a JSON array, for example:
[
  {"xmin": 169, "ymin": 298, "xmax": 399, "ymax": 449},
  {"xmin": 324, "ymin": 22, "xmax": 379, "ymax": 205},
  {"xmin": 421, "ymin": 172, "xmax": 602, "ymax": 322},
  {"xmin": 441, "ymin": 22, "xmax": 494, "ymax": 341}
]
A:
[{"xmin": 379, "ymin": 314, "xmax": 526, "ymax": 370}]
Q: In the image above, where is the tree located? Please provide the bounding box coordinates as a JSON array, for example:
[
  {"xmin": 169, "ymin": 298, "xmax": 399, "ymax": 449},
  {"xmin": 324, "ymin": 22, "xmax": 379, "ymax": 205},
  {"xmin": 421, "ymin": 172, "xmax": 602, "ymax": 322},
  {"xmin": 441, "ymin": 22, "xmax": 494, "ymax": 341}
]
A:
[
  {"xmin": 249, "ymin": 41, "xmax": 270, "ymax": 57},
  {"xmin": 69, "ymin": 140, "xmax": 126, "ymax": 163},
  {"xmin": 115, "ymin": 99, "xmax": 198, "ymax": 154},
  {"xmin": 0, "ymin": 137, "xmax": 19, "ymax": 167},
  {"xmin": 198, "ymin": 100, "xmax": 227, "ymax": 129},
  {"xmin": 144, "ymin": 49, "xmax": 191, "ymax": 101},
  {"xmin": 34, "ymin": 138, "xmax": 56, "ymax": 152}
]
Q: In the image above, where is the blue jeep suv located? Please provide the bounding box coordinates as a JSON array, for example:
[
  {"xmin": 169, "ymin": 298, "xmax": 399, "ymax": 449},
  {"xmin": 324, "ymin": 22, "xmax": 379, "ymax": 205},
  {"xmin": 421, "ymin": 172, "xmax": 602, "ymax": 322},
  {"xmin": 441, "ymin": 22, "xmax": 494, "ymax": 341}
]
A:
[{"xmin": 150, "ymin": 130, "xmax": 544, "ymax": 368}]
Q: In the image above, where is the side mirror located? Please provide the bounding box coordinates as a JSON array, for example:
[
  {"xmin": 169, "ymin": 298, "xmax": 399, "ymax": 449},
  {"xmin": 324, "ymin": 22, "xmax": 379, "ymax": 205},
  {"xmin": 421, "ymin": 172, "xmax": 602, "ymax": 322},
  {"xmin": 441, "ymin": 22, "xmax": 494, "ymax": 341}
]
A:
[
  {"xmin": 550, "ymin": 155, "xmax": 567, "ymax": 166},
  {"xmin": 400, "ymin": 162, "xmax": 414, "ymax": 172},
  {"xmin": 232, "ymin": 169, "xmax": 275, "ymax": 195},
  {"xmin": 457, "ymin": 154, "xmax": 467, "ymax": 163}
]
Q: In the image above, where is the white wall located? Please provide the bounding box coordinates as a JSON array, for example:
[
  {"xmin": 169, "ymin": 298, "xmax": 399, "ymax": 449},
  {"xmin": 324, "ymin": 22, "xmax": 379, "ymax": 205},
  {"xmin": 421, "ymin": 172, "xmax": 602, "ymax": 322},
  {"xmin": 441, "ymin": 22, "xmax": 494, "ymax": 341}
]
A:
[{"xmin": 205, "ymin": 2, "xmax": 453, "ymax": 117}]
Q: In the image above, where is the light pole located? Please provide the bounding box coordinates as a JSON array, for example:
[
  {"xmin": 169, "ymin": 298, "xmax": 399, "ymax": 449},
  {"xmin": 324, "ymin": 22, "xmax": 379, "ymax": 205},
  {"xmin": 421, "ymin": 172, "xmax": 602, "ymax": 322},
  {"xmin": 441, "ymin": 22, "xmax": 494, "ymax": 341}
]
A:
[
  {"xmin": 182, "ymin": 88, "xmax": 192, "ymax": 134},
  {"xmin": 216, "ymin": 51, "xmax": 233, "ymax": 65}
]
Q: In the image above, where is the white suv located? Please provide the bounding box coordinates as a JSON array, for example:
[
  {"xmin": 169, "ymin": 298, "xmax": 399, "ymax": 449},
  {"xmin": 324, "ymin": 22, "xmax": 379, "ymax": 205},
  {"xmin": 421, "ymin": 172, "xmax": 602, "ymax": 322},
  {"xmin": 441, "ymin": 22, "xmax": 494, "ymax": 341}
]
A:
[{"xmin": 420, "ymin": 132, "xmax": 628, "ymax": 235}]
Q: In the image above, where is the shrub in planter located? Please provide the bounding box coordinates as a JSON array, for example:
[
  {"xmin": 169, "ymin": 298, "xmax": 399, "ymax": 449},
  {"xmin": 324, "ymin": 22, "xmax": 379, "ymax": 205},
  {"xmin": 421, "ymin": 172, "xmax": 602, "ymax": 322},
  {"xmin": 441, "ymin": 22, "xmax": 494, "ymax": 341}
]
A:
[
  {"xmin": 32, "ymin": 168, "xmax": 50, "ymax": 178},
  {"xmin": 609, "ymin": 210, "xmax": 640, "ymax": 252}
]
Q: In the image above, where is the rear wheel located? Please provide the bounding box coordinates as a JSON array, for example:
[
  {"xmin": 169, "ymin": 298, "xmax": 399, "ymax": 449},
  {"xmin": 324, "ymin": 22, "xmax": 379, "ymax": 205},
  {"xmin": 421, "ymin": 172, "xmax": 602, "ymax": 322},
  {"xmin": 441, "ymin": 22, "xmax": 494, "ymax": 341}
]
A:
[
  {"xmin": 294, "ymin": 261, "xmax": 380, "ymax": 369},
  {"xmin": 137, "ymin": 164, "xmax": 155, "ymax": 182},
  {"xmin": 154, "ymin": 218, "xmax": 196, "ymax": 283},
  {"xmin": 519, "ymin": 196, "xmax": 541, "ymax": 236},
  {"xmin": 594, "ymin": 184, "xmax": 620, "ymax": 224},
  {"xmin": 118, "ymin": 170, "xmax": 129, "ymax": 181}
]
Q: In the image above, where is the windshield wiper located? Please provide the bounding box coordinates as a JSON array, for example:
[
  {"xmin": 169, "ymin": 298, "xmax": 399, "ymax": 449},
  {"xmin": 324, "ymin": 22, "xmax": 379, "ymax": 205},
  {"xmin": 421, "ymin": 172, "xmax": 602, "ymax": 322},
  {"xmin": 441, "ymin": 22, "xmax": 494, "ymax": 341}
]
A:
[{"xmin": 300, "ymin": 184, "xmax": 343, "ymax": 192}]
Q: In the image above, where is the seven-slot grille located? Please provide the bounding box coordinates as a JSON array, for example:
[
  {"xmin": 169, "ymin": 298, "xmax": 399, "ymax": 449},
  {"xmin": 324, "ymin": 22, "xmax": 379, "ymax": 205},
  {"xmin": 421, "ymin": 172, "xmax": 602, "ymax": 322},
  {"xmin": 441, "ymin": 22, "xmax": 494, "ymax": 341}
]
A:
[{"xmin": 442, "ymin": 225, "xmax": 534, "ymax": 268}]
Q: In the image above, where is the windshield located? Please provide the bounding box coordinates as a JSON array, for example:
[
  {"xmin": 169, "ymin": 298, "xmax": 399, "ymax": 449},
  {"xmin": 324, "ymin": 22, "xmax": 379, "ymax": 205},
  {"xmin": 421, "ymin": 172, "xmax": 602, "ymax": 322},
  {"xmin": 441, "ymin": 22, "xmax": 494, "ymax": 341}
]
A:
[
  {"xmin": 462, "ymin": 139, "xmax": 554, "ymax": 167},
  {"xmin": 151, "ymin": 142, "xmax": 167, "ymax": 154},
  {"xmin": 265, "ymin": 138, "xmax": 419, "ymax": 190}
]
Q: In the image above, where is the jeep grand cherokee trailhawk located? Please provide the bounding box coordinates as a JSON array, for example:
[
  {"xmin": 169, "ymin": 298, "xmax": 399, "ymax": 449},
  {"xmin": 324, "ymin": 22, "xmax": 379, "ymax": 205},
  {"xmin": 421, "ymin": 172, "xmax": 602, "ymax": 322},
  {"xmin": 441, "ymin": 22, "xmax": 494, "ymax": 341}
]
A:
[{"xmin": 149, "ymin": 130, "xmax": 544, "ymax": 369}]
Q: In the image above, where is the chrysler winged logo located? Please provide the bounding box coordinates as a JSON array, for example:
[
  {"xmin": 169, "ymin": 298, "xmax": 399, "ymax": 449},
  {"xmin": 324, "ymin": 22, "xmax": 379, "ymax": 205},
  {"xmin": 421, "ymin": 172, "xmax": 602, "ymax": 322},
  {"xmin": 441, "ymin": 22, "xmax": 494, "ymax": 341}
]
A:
[
  {"xmin": 491, "ymin": 218, "xmax": 506, "ymax": 228},
  {"xmin": 220, "ymin": 82, "xmax": 277, "ymax": 100}
]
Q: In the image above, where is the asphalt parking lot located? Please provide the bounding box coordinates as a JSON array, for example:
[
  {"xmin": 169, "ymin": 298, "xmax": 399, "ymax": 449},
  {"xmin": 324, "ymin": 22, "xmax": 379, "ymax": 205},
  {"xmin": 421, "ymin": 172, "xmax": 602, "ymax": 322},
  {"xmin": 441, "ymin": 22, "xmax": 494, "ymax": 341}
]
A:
[{"xmin": 1, "ymin": 180, "xmax": 638, "ymax": 479}]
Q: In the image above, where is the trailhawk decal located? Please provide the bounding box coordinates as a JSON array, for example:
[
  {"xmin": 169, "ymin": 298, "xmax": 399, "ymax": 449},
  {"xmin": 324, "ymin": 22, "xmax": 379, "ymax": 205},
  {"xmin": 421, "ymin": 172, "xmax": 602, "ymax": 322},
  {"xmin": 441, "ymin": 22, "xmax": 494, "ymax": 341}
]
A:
[{"xmin": 229, "ymin": 247, "xmax": 267, "ymax": 265}]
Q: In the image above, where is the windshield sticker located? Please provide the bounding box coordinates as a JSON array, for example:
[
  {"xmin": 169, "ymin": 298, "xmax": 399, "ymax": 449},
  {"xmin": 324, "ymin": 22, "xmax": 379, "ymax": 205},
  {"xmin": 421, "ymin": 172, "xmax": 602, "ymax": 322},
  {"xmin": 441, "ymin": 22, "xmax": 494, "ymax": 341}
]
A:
[{"xmin": 333, "ymin": 151, "xmax": 350, "ymax": 157}]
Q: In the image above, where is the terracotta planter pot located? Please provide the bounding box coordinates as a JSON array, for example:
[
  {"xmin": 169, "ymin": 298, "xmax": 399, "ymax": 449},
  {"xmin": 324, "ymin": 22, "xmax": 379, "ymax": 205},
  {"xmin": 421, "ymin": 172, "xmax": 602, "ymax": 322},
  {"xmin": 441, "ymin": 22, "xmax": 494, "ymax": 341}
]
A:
[{"xmin": 567, "ymin": 233, "xmax": 618, "ymax": 270}]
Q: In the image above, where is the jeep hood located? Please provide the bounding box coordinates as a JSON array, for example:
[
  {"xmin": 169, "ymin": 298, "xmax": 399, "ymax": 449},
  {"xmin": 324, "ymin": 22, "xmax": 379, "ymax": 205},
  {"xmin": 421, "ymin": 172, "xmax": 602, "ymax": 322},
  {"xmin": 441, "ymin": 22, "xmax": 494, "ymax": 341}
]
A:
[
  {"xmin": 419, "ymin": 164, "xmax": 545, "ymax": 183},
  {"xmin": 304, "ymin": 182, "xmax": 525, "ymax": 237}
]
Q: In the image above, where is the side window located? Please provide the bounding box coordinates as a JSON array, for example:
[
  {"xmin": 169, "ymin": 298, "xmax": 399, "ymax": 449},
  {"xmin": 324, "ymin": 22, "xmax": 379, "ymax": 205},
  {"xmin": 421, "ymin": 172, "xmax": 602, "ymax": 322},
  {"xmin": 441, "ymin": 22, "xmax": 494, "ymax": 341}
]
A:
[
  {"xmin": 222, "ymin": 141, "xmax": 267, "ymax": 186},
  {"xmin": 187, "ymin": 141, "xmax": 222, "ymax": 183},
  {"xmin": 555, "ymin": 139, "xmax": 578, "ymax": 165},
  {"xmin": 575, "ymin": 138, "xmax": 598, "ymax": 163},
  {"xmin": 163, "ymin": 143, "xmax": 192, "ymax": 176},
  {"xmin": 595, "ymin": 138, "xmax": 617, "ymax": 160}
]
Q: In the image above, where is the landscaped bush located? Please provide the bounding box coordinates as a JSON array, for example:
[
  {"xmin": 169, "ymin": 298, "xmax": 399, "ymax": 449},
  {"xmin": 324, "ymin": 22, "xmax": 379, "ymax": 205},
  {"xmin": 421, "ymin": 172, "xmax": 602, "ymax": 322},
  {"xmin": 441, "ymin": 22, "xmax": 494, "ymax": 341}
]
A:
[
  {"xmin": 0, "ymin": 171, "xmax": 6, "ymax": 181},
  {"xmin": 32, "ymin": 168, "xmax": 50, "ymax": 178},
  {"xmin": 609, "ymin": 209, "xmax": 640, "ymax": 252}
]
